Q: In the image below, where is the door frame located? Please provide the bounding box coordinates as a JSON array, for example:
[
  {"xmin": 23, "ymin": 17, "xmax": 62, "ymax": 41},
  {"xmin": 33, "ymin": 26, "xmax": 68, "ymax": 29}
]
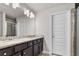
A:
[
  {"xmin": 50, "ymin": 10, "xmax": 72, "ymax": 56},
  {"xmin": 74, "ymin": 3, "xmax": 79, "ymax": 56}
]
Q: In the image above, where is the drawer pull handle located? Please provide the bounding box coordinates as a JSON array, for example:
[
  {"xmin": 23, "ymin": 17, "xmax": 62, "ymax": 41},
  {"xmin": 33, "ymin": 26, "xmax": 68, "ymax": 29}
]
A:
[{"xmin": 4, "ymin": 52, "xmax": 7, "ymax": 55}]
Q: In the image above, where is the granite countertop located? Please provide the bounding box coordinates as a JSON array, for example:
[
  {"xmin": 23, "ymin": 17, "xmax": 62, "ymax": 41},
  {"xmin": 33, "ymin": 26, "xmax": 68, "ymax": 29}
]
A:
[{"xmin": 0, "ymin": 35, "xmax": 44, "ymax": 49}]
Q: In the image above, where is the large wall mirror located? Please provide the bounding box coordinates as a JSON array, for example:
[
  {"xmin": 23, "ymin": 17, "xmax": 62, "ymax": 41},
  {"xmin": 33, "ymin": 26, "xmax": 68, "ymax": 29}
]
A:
[{"xmin": 6, "ymin": 16, "xmax": 16, "ymax": 36}]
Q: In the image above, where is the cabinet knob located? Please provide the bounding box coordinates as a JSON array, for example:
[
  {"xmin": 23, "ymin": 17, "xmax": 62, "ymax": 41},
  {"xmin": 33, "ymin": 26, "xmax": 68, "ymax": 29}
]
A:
[
  {"xmin": 24, "ymin": 52, "xmax": 26, "ymax": 54},
  {"xmin": 4, "ymin": 52, "xmax": 7, "ymax": 55}
]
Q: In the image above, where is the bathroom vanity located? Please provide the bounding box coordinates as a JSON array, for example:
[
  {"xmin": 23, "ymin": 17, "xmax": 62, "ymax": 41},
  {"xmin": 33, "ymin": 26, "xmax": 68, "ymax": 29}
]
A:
[{"xmin": 0, "ymin": 36, "xmax": 43, "ymax": 56}]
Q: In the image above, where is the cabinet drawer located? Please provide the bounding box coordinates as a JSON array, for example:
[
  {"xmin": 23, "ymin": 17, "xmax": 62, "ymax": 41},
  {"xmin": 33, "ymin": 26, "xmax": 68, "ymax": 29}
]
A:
[
  {"xmin": 0, "ymin": 47, "xmax": 14, "ymax": 56},
  {"xmin": 23, "ymin": 46, "xmax": 33, "ymax": 56},
  {"xmin": 15, "ymin": 43, "xmax": 27, "ymax": 52},
  {"xmin": 27, "ymin": 41, "xmax": 33, "ymax": 47},
  {"xmin": 13, "ymin": 52, "xmax": 21, "ymax": 56}
]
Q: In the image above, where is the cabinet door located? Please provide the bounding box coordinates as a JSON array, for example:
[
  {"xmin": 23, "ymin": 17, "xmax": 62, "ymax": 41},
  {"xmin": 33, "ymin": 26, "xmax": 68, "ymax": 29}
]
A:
[
  {"xmin": 34, "ymin": 44, "xmax": 39, "ymax": 56},
  {"xmin": 13, "ymin": 52, "xmax": 21, "ymax": 56},
  {"xmin": 23, "ymin": 46, "xmax": 33, "ymax": 56}
]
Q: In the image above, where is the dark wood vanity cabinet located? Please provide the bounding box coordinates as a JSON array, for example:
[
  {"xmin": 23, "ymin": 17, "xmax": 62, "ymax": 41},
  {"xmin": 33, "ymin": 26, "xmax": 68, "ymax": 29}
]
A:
[{"xmin": 0, "ymin": 38, "xmax": 43, "ymax": 56}]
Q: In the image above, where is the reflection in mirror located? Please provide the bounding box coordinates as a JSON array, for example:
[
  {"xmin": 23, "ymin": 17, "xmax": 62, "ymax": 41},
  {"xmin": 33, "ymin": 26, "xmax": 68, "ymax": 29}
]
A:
[
  {"xmin": 6, "ymin": 17, "xmax": 16, "ymax": 36},
  {"xmin": 0, "ymin": 3, "xmax": 36, "ymax": 40}
]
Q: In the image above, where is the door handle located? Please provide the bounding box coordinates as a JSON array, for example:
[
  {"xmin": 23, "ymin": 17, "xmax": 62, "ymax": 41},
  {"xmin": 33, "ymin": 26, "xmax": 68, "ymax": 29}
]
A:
[{"xmin": 52, "ymin": 36, "xmax": 54, "ymax": 38}]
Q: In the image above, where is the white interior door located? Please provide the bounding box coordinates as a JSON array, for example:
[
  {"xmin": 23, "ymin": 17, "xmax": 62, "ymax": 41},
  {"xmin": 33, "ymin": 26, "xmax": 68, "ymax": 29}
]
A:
[{"xmin": 52, "ymin": 12, "xmax": 67, "ymax": 56}]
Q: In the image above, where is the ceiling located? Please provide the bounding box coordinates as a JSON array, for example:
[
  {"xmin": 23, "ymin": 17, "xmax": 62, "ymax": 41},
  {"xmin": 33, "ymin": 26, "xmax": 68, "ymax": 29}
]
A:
[
  {"xmin": 26, "ymin": 3, "xmax": 65, "ymax": 13},
  {"xmin": 0, "ymin": 3, "xmax": 66, "ymax": 19}
]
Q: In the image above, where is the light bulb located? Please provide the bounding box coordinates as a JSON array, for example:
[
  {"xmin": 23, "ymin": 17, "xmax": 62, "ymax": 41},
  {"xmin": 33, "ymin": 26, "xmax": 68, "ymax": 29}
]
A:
[
  {"xmin": 24, "ymin": 9, "xmax": 30, "ymax": 17},
  {"xmin": 30, "ymin": 12, "xmax": 35, "ymax": 19},
  {"xmin": 26, "ymin": 10, "xmax": 30, "ymax": 17}
]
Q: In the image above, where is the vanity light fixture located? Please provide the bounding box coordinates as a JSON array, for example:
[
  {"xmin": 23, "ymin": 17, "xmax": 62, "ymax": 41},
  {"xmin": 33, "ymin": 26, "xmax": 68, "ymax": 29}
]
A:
[
  {"xmin": 5, "ymin": 3, "xmax": 35, "ymax": 19},
  {"xmin": 30, "ymin": 12, "xmax": 35, "ymax": 19},
  {"xmin": 24, "ymin": 9, "xmax": 35, "ymax": 19},
  {"xmin": 24, "ymin": 9, "xmax": 30, "ymax": 17},
  {"xmin": 26, "ymin": 10, "xmax": 30, "ymax": 17}
]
